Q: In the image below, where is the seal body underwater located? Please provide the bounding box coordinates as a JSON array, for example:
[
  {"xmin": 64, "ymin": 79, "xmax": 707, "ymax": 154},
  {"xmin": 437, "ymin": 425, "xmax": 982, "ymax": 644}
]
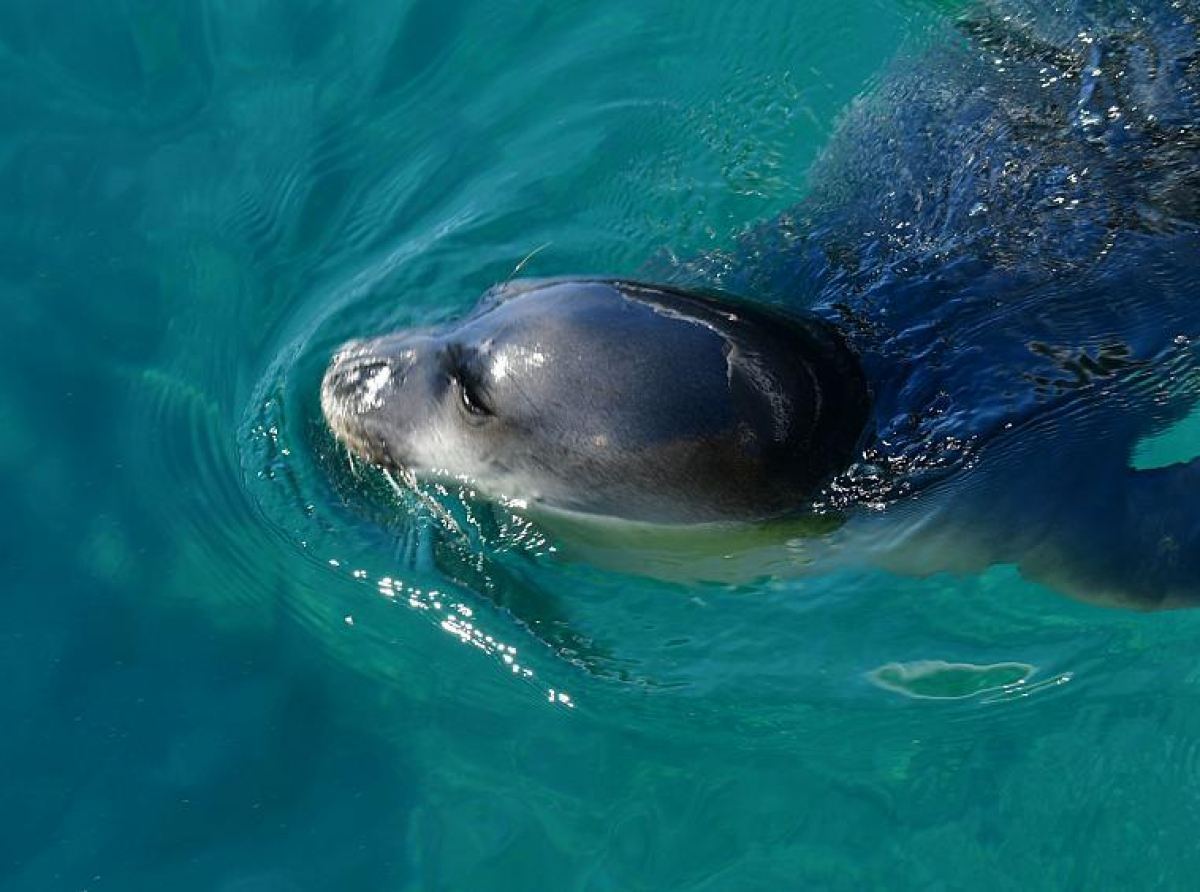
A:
[{"xmin": 322, "ymin": 0, "xmax": 1200, "ymax": 608}]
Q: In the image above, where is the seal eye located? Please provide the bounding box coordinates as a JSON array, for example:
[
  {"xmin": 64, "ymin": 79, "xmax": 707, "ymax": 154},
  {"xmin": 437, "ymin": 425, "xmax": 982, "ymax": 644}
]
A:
[
  {"xmin": 457, "ymin": 374, "xmax": 492, "ymax": 417},
  {"xmin": 444, "ymin": 343, "xmax": 493, "ymax": 419}
]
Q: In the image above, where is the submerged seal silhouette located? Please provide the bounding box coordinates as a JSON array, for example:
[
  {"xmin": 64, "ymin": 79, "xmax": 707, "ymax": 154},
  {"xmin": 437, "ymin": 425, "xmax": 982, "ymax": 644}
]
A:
[{"xmin": 322, "ymin": 0, "xmax": 1200, "ymax": 607}]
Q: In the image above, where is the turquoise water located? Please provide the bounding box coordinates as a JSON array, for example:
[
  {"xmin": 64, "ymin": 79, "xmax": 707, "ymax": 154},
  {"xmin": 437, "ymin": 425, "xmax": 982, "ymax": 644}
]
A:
[{"xmin": 5, "ymin": 1, "xmax": 1200, "ymax": 889}]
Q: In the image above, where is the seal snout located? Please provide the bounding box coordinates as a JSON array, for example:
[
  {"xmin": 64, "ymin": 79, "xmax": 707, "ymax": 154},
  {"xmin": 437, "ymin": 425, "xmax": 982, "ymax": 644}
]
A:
[
  {"xmin": 321, "ymin": 340, "xmax": 403, "ymax": 459},
  {"xmin": 322, "ymin": 348, "xmax": 391, "ymax": 409}
]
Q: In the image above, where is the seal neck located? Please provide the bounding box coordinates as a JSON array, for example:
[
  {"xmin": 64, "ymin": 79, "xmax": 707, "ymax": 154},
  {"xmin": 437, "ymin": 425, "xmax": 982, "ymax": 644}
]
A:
[{"xmin": 782, "ymin": 310, "xmax": 872, "ymax": 495}]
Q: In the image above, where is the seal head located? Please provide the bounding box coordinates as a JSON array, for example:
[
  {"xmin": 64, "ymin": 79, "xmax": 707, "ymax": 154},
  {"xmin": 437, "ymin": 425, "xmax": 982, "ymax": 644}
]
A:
[{"xmin": 321, "ymin": 279, "xmax": 869, "ymax": 523}]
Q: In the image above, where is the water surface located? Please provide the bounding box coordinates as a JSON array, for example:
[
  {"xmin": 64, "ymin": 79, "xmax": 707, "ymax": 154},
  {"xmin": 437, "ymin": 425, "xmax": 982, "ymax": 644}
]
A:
[{"xmin": 4, "ymin": 1, "xmax": 1200, "ymax": 889}]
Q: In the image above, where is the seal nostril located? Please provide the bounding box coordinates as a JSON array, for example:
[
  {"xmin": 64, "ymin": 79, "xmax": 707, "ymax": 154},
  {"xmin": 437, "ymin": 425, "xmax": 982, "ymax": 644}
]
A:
[{"xmin": 331, "ymin": 354, "xmax": 390, "ymax": 383}]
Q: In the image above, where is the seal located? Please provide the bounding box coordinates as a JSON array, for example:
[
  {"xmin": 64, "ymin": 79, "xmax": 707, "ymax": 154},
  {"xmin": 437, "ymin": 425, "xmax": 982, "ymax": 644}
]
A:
[
  {"xmin": 321, "ymin": 279, "xmax": 870, "ymax": 524},
  {"xmin": 322, "ymin": 0, "xmax": 1200, "ymax": 607}
]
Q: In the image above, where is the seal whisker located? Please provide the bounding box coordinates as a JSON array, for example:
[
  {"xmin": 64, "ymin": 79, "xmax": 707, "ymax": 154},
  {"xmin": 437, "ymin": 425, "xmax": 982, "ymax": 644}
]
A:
[
  {"xmin": 381, "ymin": 467, "xmax": 464, "ymax": 536},
  {"xmin": 505, "ymin": 242, "xmax": 552, "ymax": 286}
]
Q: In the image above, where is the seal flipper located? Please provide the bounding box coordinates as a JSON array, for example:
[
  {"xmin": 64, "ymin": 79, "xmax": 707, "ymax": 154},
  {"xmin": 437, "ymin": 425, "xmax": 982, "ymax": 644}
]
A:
[{"xmin": 1016, "ymin": 458, "xmax": 1200, "ymax": 608}]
